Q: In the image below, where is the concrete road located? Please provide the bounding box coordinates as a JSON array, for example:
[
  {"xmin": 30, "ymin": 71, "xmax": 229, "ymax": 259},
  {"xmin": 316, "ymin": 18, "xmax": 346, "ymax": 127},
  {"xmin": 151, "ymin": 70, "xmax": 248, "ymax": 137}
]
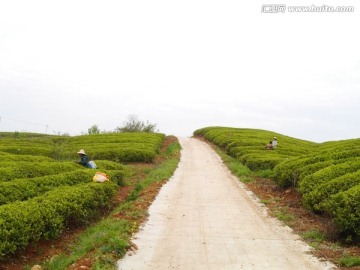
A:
[{"xmin": 117, "ymin": 137, "xmax": 336, "ymax": 270}]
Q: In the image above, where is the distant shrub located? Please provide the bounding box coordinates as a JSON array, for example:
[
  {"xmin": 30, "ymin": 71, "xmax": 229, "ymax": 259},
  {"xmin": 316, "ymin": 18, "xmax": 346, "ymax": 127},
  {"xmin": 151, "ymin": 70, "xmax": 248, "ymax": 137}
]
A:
[{"xmin": 115, "ymin": 115, "xmax": 158, "ymax": 133}]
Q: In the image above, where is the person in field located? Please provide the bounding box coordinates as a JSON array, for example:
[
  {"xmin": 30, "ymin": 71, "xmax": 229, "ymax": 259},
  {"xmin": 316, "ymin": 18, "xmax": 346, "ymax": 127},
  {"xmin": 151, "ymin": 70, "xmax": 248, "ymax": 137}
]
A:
[
  {"xmin": 265, "ymin": 141, "xmax": 273, "ymax": 150},
  {"xmin": 76, "ymin": 149, "xmax": 96, "ymax": 168},
  {"xmin": 272, "ymin": 137, "xmax": 278, "ymax": 149}
]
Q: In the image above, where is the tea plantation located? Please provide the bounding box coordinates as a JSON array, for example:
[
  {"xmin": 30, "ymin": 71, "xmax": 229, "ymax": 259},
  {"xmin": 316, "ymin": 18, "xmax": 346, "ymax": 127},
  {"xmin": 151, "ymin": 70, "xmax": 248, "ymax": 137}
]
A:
[
  {"xmin": 195, "ymin": 126, "xmax": 360, "ymax": 242},
  {"xmin": 0, "ymin": 132, "xmax": 165, "ymax": 257}
]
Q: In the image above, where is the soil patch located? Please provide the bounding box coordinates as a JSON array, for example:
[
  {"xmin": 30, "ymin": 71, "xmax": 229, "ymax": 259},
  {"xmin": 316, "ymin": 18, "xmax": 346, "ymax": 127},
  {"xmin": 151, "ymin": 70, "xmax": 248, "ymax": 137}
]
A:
[{"xmin": 246, "ymin": 177, "xmax": 360, "ymax": 269}]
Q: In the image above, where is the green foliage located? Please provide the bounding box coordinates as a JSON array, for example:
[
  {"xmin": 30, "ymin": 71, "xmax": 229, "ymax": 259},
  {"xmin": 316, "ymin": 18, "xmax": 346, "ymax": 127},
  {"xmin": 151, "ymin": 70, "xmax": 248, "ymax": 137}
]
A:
[
  {"xmin": 0, "ymin": 132, "xmax": 165, "ymax": 162},
  {"xmin": 339, "ymin": 255, "xmax": 360, "ymax": 267},
  {"xmin": 0, "ymin": 162, "xmax": 80, "ymax": 182},
  {"xmin": 322, "ymin": 185, "xmax": 360, "ymax": 241},
  {"xmin": 88, "ymin": 124, "xmax": 101, "ymax": 134},
  {"xmin": 0, "ymin": 182, "xmax": 117, "ymax": 257},
  {"xmin": 299, "ymin": 157, "xmax": 360, "ymax": 195},
  {"xmin": 301, "ymin": 229, "xmax": 325, "ymax": 242},
  {"xmin": 302, "ymin": 164, "xmax": 360, "ymax": 212},
  {"xmin": 194, "ymin": 126, "xmax": 316, "ymax": 173},
  {"xmin": 115, "ymin": 114, "xmax": 158, "ymax": 133},
  {"xmin": 0, "ymin": 163, "xmax": 126, "ymax": 205},
  {"xmin": 274, "ymin": 148, "xmax": 360, "ymax": 188},
  {"xmin": 274, "ymin": 207, "xmax": 295, "ymax": 225},
  {"xmin": 0, "ymin": 170, "xmax": 94, "ymax": 205},
  {"xmin": 0, "ymin": 153, "xmax": 53, "ymax": 162},
  {"xmin": 69, "ymin": 133, "xmax": 165, "ymax": 162}
]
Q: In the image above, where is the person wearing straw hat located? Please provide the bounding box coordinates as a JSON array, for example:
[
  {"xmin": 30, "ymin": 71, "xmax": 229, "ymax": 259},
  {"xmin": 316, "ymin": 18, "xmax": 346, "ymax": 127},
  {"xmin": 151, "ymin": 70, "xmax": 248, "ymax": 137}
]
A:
[
  {"xmin": 77, "ymin": 149, "xmax": 96, "ymax": 168},
  {"xmin": 272, "ymin": 137, "xmax": 278, "ymax": 149}
]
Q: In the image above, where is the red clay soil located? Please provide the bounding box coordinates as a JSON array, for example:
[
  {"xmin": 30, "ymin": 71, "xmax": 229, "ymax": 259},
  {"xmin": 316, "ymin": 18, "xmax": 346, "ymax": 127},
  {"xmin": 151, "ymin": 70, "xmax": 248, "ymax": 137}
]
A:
[{"xmin": 246, "ymin": 177, "xmax": 360, "ymax": 270}]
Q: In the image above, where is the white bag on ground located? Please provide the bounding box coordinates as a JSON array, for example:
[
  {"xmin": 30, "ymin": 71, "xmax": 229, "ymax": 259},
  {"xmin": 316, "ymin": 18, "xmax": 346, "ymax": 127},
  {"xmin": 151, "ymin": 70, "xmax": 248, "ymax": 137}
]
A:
[
  {"xmin": 93, "ymin": 172, "xmax": 109, "ymax": 183},
  {"xmin": 88, "ymin": 160, "xmax": 97, "ymax": 169}
]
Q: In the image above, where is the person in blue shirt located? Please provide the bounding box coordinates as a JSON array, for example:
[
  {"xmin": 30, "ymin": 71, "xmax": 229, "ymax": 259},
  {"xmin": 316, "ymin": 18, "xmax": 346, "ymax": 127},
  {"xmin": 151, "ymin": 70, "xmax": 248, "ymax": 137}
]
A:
[{"xmin": 77, "ymin": 149, "xmax": 92, "ymax": 168}]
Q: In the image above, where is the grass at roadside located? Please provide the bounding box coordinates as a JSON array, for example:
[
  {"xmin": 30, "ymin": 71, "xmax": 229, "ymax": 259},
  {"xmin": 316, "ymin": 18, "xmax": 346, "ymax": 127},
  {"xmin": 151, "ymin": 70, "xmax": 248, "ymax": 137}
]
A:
[
  {"xmin": 28, "ymin": 137, "xmax": 181, "ymax": 270},
  {"xmin": 214, "ymin": 148, "xmax": 252, "ymax": 181}
]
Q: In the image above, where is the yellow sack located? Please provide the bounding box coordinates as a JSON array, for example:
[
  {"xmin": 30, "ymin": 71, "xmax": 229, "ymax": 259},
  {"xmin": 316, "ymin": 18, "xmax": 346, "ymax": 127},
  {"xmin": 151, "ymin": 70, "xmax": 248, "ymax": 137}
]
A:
[{"xmin": 93, "ymin": 172, "xmax": 109, "ymax": 183}]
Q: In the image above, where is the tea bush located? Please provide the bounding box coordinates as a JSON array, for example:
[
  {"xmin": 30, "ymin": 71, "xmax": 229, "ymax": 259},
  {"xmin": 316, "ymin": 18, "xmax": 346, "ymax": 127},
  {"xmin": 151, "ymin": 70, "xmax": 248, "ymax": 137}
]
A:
[
  {"xmin": 299, "ymin": 157, "xmax": 360, "ymax": 195},
  {"xmin": 0, "ymin": 132, "xmax": 165, "ymax": 162},
  {"xmin": 194, "ymin": 126, "xmax": 316, "ymax": 171},
  {"xmin": 0, "ymin": 162, "xmax": 80, "ymax": 182},
  {"xmin": 0, "ymin": 182, "xmax": 117, "ymax": 257},
  {"xmin": 303, "ymin": 170, "xmax": 360, "ymax": 212},
  {"xmin": 0, "ymin": 165, "xmax": 125, "ymax": 205},
  {"xmin": 322, "ymin": 185, "xmax": 360, "ymax": 241}
]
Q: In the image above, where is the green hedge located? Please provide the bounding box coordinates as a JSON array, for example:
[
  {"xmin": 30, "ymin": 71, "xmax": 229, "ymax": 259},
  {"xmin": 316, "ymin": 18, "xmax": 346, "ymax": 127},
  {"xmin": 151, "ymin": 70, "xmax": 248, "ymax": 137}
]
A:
[
  {"xmin": 299, "ymin": 158, "xmax": 360, "ymax": 195},
  {"xmin": 0, "ymin": 170, "xmax": 94, "ymax": 205},
  {"xmin": 239, "ymin": 153, "xmax": 285, "ymax": 171},
  {"xmin": 303, "ymin": 170, "xmax": 360, "ymax": 212},
  {"xmin": 0, "ymin": 132, "xmax": 165, "ymax": 163},
  {"xmin": 95, "ymin": 160, "xmax": 126, "ymax": 170},
  {"xmin": 273, "ymin": 150, "xmax": 360, "ymax": 188},
  {"xmin": 322, "ymin": 185, "xmax": 360, "ymax": 241},
  {"xmin": 0, "ymin": 162, "xmax": 81, "ymax": 182},
  {"xmin": 0, "ymin": 182, "xmax": 117, "ymax": 257},
  {"xmin": 90, "ymin": 146, "xmax": 157, "ymax": 162},
  {"xmin": 194, "ymin": 127, "xmax": 316, "ymax": 172},
  {"xmin": 0, "ymin": 154, "xmax": 53, "ymax": 162},
  {"xmin": 0, "ymin": 146, "xmax": 53, "ymax": 157},
  {"xmin": 0, "ymin": 160, "xmax": 126, "ymax": 205}
]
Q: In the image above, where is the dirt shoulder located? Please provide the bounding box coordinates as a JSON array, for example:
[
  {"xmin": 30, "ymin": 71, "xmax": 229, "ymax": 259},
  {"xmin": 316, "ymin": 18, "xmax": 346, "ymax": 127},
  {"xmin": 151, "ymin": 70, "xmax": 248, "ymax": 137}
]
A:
[{"xmin": 246, "ymin": 177, "xmax": 360, "ymax": 269}]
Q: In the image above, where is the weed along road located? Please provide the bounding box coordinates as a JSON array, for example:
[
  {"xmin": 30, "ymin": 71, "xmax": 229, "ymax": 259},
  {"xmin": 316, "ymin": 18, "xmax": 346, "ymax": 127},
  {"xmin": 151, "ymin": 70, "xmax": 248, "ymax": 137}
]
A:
[{"xmin": 117, "ymin": 137, "xmax": 336, "ymax": 270}]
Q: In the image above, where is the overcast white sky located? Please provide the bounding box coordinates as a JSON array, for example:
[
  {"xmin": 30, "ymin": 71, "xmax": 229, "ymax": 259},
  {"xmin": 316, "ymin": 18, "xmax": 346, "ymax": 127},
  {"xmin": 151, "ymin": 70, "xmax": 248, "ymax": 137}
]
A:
[{"xmin": 0, "ymin": 0, "xmax": 359, "ymax": 142}]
